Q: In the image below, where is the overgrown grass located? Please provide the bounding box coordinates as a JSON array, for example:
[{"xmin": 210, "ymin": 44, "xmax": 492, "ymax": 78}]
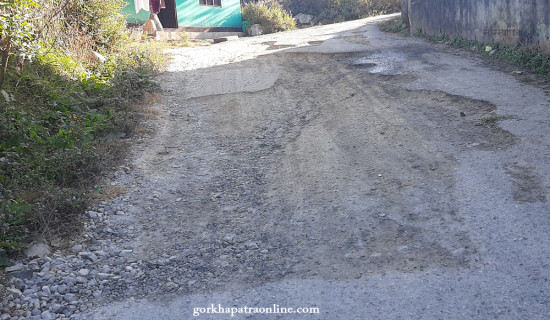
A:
[
  {"xmin": 0, "ymin": 0, "xmax": 166, "ymax": 264},
  {"xmin": 378, "ymin": 17, "xmax": 409, "ymax": 34},
  {"xmin": 279, "ymin": 0, "xmax": 400, "ymax": 25},
  {"xmin": 242, "ymin": 0, "xmax": 296, "ymax": 34},
  {"xmin": 381, "ymin": 18, "xmax": 550, "ymax": 78}
]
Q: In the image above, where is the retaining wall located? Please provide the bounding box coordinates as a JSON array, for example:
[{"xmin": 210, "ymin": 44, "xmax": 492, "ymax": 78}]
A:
[{"xmin": 403, "ymin": 0, "xmax": 550, "ymax": 53}]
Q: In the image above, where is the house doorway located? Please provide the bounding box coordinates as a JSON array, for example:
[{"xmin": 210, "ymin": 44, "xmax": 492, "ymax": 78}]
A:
[{"xmin": 158, "ymin": 0, "xmax": 178, "ymax": 28}]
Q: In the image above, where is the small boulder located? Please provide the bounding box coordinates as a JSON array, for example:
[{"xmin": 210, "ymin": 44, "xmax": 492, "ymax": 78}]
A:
[
  {"xmin": 247, "ymin": 24, "xmax": 263, "ymax": 36},
  {"xmin": 295, "ymin": 13, "xmax": 313, "ymax": 25},
  {"xmin": 5, "ymin": 263, "xmax": 24, "ymax": 272},
  {"xmin": 25, "ymin": 243, "xmax": 51, "ymax": 258}
]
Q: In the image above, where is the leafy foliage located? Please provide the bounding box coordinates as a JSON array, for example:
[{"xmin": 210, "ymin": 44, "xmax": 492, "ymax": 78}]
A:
[
  {"xmin": 242, "ymin": 0, "xmax": 296, "ymax": 34},
  {"xmin": 278, "ymin": 0, "xmax": 400, "ymax": 24},
  {"xmin": 0, "ymin": 0, "xmax": 164, "ymax": 261},
  {"xmin": 0, "ymin": 0, "xmax": 40, "ymax": 89}
]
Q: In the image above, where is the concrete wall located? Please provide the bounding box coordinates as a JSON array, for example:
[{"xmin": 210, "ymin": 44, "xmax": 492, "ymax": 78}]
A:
[{"xmin": 404, "ymin": 0, "xmax": 550, "ymax": 53}]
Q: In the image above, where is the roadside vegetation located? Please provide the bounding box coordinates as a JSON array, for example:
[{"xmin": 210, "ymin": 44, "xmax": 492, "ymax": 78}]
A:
[
  {"xmin": 242, "ymin": 0, "xmax": 296, "ymax": 34},
  {"xmin": 241, "ymin": 0, "xmax": 401, "ymax": 34},
  {"xmin": 0, "ymin": 0, "xmax": 164, "ymax": 265},
  {"xmin": 380, "ymin": 18, "xmax": 550, "ymax": 78}
]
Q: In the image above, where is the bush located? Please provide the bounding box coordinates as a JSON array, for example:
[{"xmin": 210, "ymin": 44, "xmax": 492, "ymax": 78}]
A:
[
  {"xmin": 279, "ymin": 0, "xmax": 401, "ymax": 24},
  {"xmin": 242, "ymin": 0, "xmax": 296, "ymax": 34},
  {"xmin": 0, "ymin": 0, "xmax": 164, "ymax": 263},
  {"xmin": 365, "ymin": 0, "xmax": 401, "ymax": 16}
]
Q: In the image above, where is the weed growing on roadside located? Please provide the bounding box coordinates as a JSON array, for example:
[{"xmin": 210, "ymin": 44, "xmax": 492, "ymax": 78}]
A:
[
  {"xmin": 242, "ymin": 0, "xmax": 296, "ymax": 34},
  {"xmin": 381, "ymin": 18, "xmax": 550, "ymax": 78},
  {"xmin": 178, "ymin": 30, "xmax": 192, "ymax": 46},
  {"xmin": 0, "ymin": 0, "xmax": 166, "ymax": 264}
]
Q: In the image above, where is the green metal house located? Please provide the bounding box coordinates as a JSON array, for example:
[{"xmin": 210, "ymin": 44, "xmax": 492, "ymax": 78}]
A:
[{"xmin": 123, "ymin": 0, "xmax": 242, "ymax": 30}]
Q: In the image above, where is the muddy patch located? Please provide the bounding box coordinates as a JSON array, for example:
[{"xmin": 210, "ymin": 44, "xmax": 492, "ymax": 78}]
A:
[{"xmin": 353, "ymin": 51, "xmax": 407, "ymax": 75}]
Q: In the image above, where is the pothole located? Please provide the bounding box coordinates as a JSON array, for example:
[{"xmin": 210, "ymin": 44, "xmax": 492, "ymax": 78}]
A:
[{"xmin": 353, "ymin": 51, "xmax": 407, "ymax": 75}]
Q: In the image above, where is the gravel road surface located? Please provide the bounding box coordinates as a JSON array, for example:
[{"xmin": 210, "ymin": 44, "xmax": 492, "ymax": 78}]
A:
[{"xmin": 3, "ymin": 14, "xmax": 550, "ymax": 320}]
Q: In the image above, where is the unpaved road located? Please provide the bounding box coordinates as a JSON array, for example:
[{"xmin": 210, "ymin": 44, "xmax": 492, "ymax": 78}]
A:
[{"xmin": 85, "ymin": 15, "xmax": 550, "ymax": 319}]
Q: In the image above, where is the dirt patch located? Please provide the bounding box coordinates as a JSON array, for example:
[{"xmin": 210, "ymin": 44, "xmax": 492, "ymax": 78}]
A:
[
  {"xmin": 80, "ymin": 50, "xmax": 520, "ymax": 302},
  {"xmin": 339, "ymin": 35, "xmax": 371, "ymax": 45},
  {"xmin": 262, "ymin": 41, "xmax": 297, "ymax": 50},
  {"xmin": 130, "ymin": 51, "xmax": 500, "ymax": 291},
  {"xmin": 308, "ymin": 40, "xmax": 325, "ymax": 46},
  {"xmin": 506, "ymin": 164, "xmax": 548, "ymax": 203}
]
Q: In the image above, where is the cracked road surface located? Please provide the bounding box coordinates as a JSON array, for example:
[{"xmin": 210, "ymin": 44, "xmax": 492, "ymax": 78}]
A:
[{"xmin": 87, "ymin": 15, "xmax": 550, "ymax": 320}]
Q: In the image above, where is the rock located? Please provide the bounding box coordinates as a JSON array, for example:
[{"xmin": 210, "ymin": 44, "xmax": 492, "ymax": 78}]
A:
[
  {"xmin": 95, "ymin": 250, "xmax": 108, "ymax": 256},
  {"xmin": 78, "ymin": 252, "xmax": 98, "ymax": 262},
  {"xmin": 7, "ymin": 287, "xmax": 23, "ymax": 298},
  {"xmin": 245, "ymin": 242, "xmax": 258, "ymax": 250},
  {"xmin": 78, "ymin": 269, "xmax": 90, "ymax": 276},
  {"xmin": 222, "ymin": 236, "xmax": 234, "ymax": 244},
  {"xmin": 213, "ymin": 36, "xmax": 239, "ymax": 44},
  {"xmin": 71, "ymin": 244, "xmax": 83, "ymax": 251},
  {"xmin": 41, "ymin": 311, "xmax": 54, "ymax": 320},
  {"xmin": 41, "ymin": 286, "xmax": 51, "ymax": 296},
  {"xmin": 5, "ymin": 263, "xmax": 24, "ymax": 272},
  {"xmin": 28, "ymin": 262, "xmax": 40, "ymax": 271},
  {"xmin": 10, "ymin": 269, "xmax": 33, "ymax": 279},
  {"xmin": 57, "ymin": 284, "xmax": 67, "ymax": 295},
  {"xmin": 96, "ymin": 273, "xmax": 110, "ymax": 280},
  {"xmin": 119, "ymin": 250, "xmax": 133, "ymax": 256},
  {"xmin": 25, "ymin": 243, "xmax": 51, "ymax": 258},
  {"xmin": 63, "ymin": 294, "xmax": 78, "ymax": 303},
  {"xmin": 295, "ymin": 13, "xmax": 313, "ymax": 24},
  {"xmin": 260, "ymin": 249, "xmax": 269, "ymax": 254},
  {"xmin": 40, "ymin": 262, "xmax": 51, "ymax": 273},
  {"xmin": 50, "ymin": 303, "xmax": 65, "ymax": 314},
  {"xmin": 247, "ymin": 24, "xmax": 262, "ymax": 36},
  {"xmin": 14, "ymin": 278, "xmax": 26, "ymax": 290},
  {"xmin": 397, "ymin": 245, "xmax": 408, "ymax": 252},
  {"xmin": 76, "ymin": 276, "xmax": 88, "ymax": 284}
]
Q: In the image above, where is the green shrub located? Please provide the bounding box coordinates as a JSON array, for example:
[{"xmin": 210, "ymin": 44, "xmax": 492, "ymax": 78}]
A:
[
  {"xmin": 279, "ymin": 0, "xmax": 400, "ymax": 24},
  {"xmin": 365, "ymin": 0, "xmax": 401, "ymax": 16},
  {"xmin": 0, "ymin": 0, "xmax": 164, "ymax": 262},
  {"xmin": 242, "ymin": 0, "xmax": 296, "ymax": 34}
]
